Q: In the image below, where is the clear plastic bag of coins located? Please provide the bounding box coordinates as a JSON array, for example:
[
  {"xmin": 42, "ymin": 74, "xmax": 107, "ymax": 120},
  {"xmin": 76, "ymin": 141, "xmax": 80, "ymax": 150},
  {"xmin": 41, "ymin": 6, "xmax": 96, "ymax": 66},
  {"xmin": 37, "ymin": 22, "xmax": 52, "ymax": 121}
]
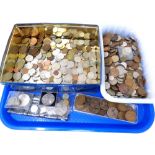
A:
[
  {"xmin": 7, "ymin": 108, "xmax": 28, "ymax": 115},
  {"xmin": 74, "ymin": 94, "xmax": 137, "ymax": 123},
  {"xmin": 100, "ymin": 29, "xmax": 151, "ymax": 104},
  {"xmin": 5, "ymin": 91, "xmax": 33, "ymax": 110}
]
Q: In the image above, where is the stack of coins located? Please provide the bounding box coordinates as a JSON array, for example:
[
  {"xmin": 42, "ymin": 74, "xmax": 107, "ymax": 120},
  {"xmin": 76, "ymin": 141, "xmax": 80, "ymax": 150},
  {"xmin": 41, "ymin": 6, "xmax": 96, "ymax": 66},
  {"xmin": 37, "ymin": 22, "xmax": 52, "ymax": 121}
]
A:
[
  {"xmin": 103, "ymin": 33, "xmax": 147, "ymax": 98},
  {"xmin": 2, "ymin": 25, "xmax": 100, "ymax": 84},
  {"xmin": 75, "ymin": 95, "xmax": 137, "ymax": 122}
]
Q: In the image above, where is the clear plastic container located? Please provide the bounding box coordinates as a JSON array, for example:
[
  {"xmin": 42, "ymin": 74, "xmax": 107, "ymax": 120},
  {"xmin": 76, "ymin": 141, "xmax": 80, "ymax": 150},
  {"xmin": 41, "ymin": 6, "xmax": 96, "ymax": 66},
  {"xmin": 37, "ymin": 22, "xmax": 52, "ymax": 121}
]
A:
[{"xmin": 99, "ymin": 26, "xmax": 154, "ymax": 103}]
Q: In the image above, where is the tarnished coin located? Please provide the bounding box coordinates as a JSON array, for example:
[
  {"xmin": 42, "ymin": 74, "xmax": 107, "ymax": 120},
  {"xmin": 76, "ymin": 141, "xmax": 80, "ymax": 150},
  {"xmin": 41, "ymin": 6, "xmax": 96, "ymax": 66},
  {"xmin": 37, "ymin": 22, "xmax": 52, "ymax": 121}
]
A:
[
  {"xmin": 107, "ymin": 107, "xmax": 118, "ymax": 118},
  {"xmin": 41, "ymin": 93, "xmax": 55, "ymax": 106}
]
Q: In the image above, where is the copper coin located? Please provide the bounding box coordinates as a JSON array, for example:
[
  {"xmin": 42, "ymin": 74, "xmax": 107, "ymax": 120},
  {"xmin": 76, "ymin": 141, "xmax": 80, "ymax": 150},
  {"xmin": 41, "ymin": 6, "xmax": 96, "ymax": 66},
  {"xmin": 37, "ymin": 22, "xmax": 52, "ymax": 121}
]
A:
[
  {"xmin": 98, "ymin": 109, "xmax": 107, "ymax": 116},
  {"xmin": 42, "ymin": 44, "xmax": 51, "ymax": 51},
  {"xmin": 107, "ymin": 107, "xmax": 118, "ymax": 118},
  {"xmin": 125, "ymin": 110, "xmax": 136, "ymax": 122},
  {"xmin": 29, "ymin": 46, "xmax": 39, "ymax": 56},
  {"xmin": 100, "ymin": 100, "xmax": 108, "ymax": 110},
  {"xmin": 19, "ymin": 46, "xmax": 28, "ymax": 54},
  {"xmin": 13, "ymin": 37, "xmax": 22, "ymax": 44},
  {"xmin": 76, "ymin": 95, "xmax": 86, "ymax": 105},
  {"xmin": 137, "ymin": 87, "xmax": 147, "ymax": 97},
  {"xmin": 30, "ymin": 37, "xmax": 37, "ymax": 46},
  {"xmin": 118, "ymin": 111, "xmax": 126, "ymax": 120},
  {"xmin": 117, "ymin": 104, "xmax": 128, "ymax": 112},
  {"xmin": 31, "ymin": 27, "xmax": 39, "ymax": 37},
  {"xmin": 9, "ymin": 46, "xmax": 19, "ymax": 54}
]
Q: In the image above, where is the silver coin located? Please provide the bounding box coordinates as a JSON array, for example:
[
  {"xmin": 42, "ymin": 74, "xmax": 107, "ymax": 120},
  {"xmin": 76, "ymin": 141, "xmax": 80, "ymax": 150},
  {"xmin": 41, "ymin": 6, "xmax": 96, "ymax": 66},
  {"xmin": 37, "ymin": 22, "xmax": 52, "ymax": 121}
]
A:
[
  {"xmin": 30, "ymin": 104, "xmax": 39, "ymax": 114},
  {"xmin": 7, "ymin": 96, "xmax": 20, "ymax": 106},
  {"xmin": 41, "ymin": 93, "xmax": 55, "ymax": 106},
  {"xmin": 18, "ymin": 94, "xmax": 31, "ymax": 107}
]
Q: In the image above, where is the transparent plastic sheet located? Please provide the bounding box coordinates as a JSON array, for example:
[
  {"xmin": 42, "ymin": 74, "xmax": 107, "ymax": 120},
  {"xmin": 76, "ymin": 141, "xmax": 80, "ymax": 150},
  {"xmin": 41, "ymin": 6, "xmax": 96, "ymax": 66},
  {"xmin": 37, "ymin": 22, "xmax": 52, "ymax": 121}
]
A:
[
  {"xmin": 74, "ymin": 93, "xmax": 137, "ymax": 123},
  {"xmin": 5, "ymin": 91, "xmax": 70, "ymax": 120}
]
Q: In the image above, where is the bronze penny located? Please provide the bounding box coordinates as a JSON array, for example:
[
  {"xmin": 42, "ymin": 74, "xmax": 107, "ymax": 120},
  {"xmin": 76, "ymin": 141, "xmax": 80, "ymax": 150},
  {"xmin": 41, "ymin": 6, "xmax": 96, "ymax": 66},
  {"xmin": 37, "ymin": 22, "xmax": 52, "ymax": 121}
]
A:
[
  {"xmin": 19, "ymin": 46, "xmax": 28, "ymax": 54},
  {"xmin": 125, "ymin": 110, "xmax": 136, "ymax": 122},
  {"xmin": 100, "ymin": 100, "xmax": 108, "ymax": 110},
  {"xmin": 104, "ymin": 46, "xmax": 110, "ymax": 52},
  {"xmin": 29, "ymin": 46, "xmax": 39, "ymax": 56},
  {"xmin": 118, "ymin": 111, "xmax": 126, "ymax": 120},
  {"xmin": 98, "ymin": 109, "xmax": 107, "ymax": 116},
  {"xmin": 117, "ymin": 104, "xmax": 128, "ymax": 112},
  {"xmin": 76, "ymin": 95, "xmax": 86, "ymax": 105},
  {"xmin": 137, "ymin": 87, "xmax": 147, "ymax": 97},
  {"xmin": 9, "ymin": 45, "xmax": 19, "ymax": 54},
  {"xmin": 103, "ymin": 35, "xmax": 111, "ymax": 45},
  {"xmin": 13, "ymin": 37, "xmax": 22, "ymax": 44},
  {"xmin": 45, "ymin": 27, "xmax": 53, "ymax": 35},
  {"xmin": 31, "ymin": 27, "xmax": 39, "ymax": 37},
  {"xmin": 42, "ymin": 44, "xmax": 51, "ymax": 51},
  {"xmin": 30, "ymin": 37, "xmax": 37, "ymax": 46}
]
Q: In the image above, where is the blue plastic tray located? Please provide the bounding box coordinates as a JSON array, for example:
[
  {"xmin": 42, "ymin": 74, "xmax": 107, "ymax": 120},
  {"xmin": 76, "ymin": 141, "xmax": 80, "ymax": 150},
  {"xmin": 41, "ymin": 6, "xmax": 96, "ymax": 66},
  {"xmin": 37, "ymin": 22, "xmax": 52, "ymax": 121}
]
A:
[{"xmin": 0, "ymin": 85, "xmax": 154, "ymax": 133}]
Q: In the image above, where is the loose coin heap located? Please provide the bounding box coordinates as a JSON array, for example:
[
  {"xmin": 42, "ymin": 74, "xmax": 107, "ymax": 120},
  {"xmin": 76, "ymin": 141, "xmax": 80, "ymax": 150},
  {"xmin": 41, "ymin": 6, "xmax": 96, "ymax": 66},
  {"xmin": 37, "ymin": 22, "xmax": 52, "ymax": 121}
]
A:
[
  {"xmin": 103, "ymin": 33, "xmax": 147, "ymax": 98},
  {"xmin": 2, "ymin": 25, "xmax": 100, "ymax": 84},
  {"xmin": 75, "ymin": 94, "xmax": 137, "ymax": 122}
]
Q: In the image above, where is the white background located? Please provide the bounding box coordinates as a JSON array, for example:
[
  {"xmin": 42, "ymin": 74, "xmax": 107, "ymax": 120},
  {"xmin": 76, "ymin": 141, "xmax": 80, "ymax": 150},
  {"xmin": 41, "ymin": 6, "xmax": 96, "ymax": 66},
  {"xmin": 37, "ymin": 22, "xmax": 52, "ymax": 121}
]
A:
[{"xmin": 0, "ymin": 0, "xmax": 155, "ymax": 154}]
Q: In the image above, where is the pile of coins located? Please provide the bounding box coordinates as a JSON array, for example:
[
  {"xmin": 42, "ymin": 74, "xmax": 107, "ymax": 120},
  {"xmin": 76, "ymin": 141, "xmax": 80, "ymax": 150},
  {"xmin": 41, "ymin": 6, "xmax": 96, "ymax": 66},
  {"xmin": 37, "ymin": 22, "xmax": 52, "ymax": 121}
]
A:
[
  {"xmin": 75, "ymin": 94, "xmax": 137, "ymax": 122},
  {"xmin": 2, "ymin": 24, "xmax": 100, "ymax": 84},
  {"xmin": 6, "ymin": 91, "xmax": 70, "ymax": 120},
  {"xmin": 103, "ymin": 33, "xmax": 147, "ymax": 98}
]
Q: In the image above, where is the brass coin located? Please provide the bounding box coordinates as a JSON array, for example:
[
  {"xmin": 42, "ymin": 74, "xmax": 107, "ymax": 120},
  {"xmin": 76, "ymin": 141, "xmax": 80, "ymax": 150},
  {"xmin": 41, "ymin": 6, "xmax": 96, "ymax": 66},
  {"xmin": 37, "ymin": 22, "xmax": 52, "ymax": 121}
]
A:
[{"xmin": 2, "ymin": 72, "xmax": 13, "ymax": 81}]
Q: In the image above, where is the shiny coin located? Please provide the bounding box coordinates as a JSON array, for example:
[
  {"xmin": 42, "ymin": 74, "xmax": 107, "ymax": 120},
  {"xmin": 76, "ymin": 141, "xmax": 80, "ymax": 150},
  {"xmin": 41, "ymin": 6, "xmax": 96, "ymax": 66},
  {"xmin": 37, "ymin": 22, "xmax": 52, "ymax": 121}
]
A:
[
  {"xmin": 22, "ymin": 74, "xmax": 30, "ymax": 81},
  {"xmin": 41, "ymin": 93, "xmax": 55, "ymax": 106},
  {"xmin": 28, "ymin": 68, "xmax": 36, "ymax": 76},
  {"xmin": 67, "ymin": 61, "xmax": 74, "ymax": 68},
  {"xmin": 18, "ymin": 94, "xmax": 30, "ymax": 107},
  {"xmin": 13, "ymin": 72, "xmax": 22, "ymax": 81},
  {"xmin": 87, "ymin": 72, "xmax": 95, "ymax": 80},
  {"xmin": 25, "ymin": 55, "xmax": 33, "ymax": 62},
  {"xmin": 40, "ymin": 106, "xmax": 47, "ymax": 114},
  {"xmin": 25, "ymin": 62, "xmax": 33, "ymax": 69},
  {"xmin": 30, "ymin": 37, "xmax": 37, "ymax": 46},
  {"xmin": 30, "ymin": 104, "xmax": 39, "ymax": 114},
  {"xmin": 74, "ymin": 56, "xmax": 81, "ymax": 62},
  {"xmin": 52, "ymin": 63, "xmax": 60, "ymax": 70}
]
